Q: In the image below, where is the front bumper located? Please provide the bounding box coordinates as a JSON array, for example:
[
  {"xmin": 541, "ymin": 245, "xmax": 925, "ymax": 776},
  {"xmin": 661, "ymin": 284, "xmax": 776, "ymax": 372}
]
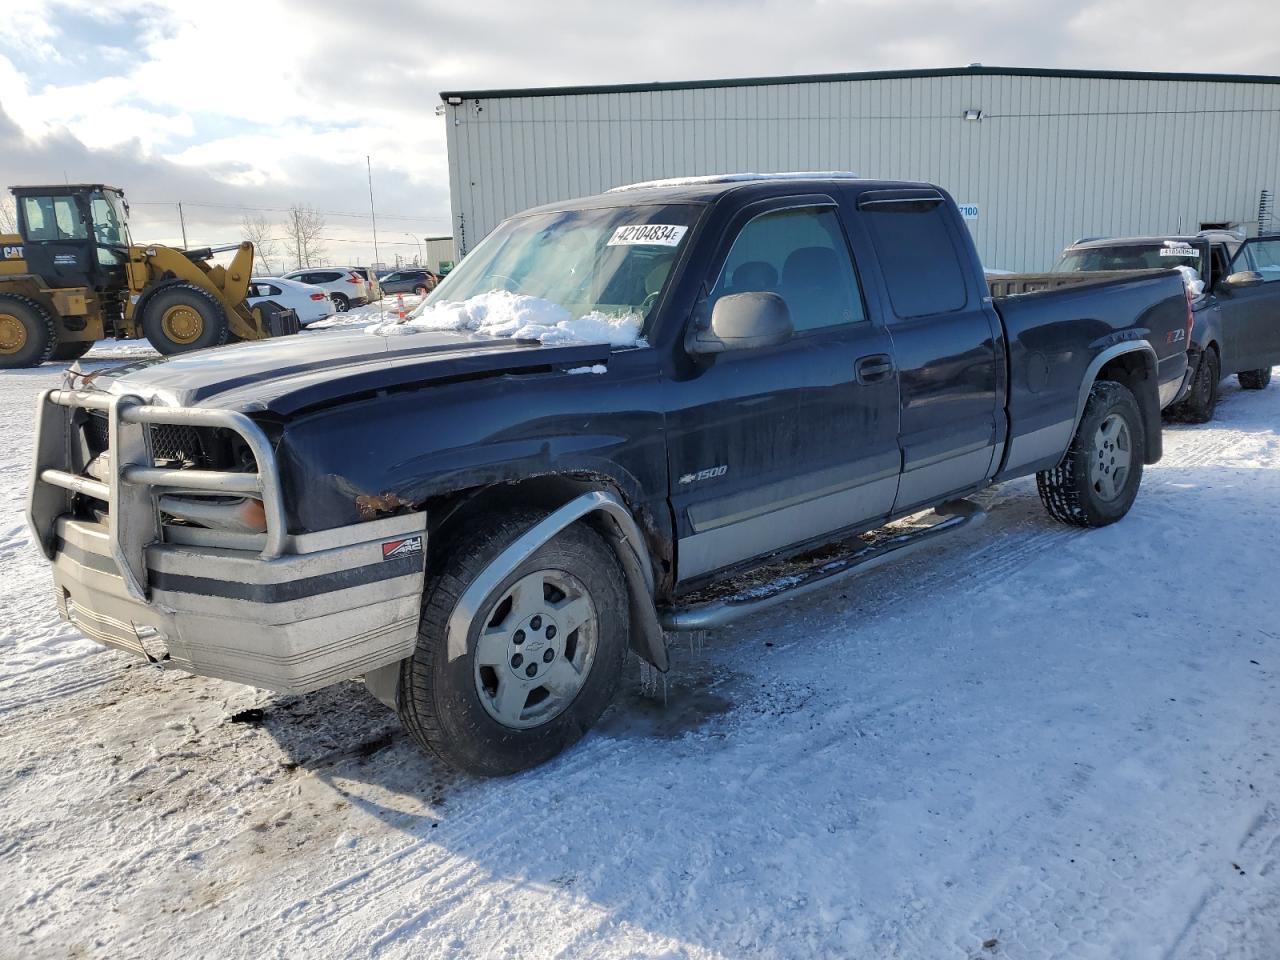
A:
[{"xmin": 29, "ymin": 387, "xmax": 426, "ymax": 693}]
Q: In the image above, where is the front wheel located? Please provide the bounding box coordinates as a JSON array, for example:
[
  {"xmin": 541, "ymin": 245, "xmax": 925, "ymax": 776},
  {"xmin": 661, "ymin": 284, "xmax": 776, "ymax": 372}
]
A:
[
  {"xmin": 1238, "ymin": 367, "xmax": 1273, "ymax": 390},
  {"xmin": 49, "ymin": 340, "xmax": 94, "ymax": 362},
  {"xmin": 1037, "ymin": 380, "xmax": 1145, "ymax": 528},
  {"xmin": 398, "ymin": 511, "xmax": 629, "ymax": 777},
  {"xmin": 141, "ymin": 284, "xmax": 229, "ymax": 355}
]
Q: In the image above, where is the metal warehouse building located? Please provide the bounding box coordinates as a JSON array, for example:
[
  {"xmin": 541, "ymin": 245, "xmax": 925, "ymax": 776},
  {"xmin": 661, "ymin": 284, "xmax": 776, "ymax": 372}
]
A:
[{"xmin": 439, "ymin": 65, "xmax": 1280, "ymax": 271}]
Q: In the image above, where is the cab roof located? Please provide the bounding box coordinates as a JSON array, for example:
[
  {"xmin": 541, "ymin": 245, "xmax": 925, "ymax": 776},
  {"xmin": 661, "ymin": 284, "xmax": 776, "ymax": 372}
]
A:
[
  {"xmin": 9, "ymin": 183, "xmax": 125, "ymax": 197},
  {"xmin": 517, "ymin": 174, "xmax": 942, "ymax": 218}
]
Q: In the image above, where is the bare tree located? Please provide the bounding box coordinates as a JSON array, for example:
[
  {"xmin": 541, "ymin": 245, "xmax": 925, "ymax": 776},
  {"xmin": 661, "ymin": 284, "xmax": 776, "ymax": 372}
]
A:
[
  {"xmin": 240, "ymin": 213, "xmax": 280, "ymax": 274},
  {"xmin": 282, "ymin": 204, "xmax": 326, "ymax": 269},
  {"xmin": 0, "ymin": 195, "xmax": 17, "ymax": 235}
]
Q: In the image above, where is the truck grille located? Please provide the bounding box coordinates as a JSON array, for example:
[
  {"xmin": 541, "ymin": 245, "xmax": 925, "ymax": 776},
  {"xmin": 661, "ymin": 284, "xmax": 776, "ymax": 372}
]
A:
[{"xmin": 84, "ymin": 411, "xmax": 255, "ymax": 471}]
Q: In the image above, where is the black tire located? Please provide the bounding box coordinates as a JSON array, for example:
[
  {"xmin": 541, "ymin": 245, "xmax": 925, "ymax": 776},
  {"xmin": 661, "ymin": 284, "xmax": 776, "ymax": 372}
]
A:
[
  {"xmin": 0, "ymin": 294, "xmax": 57, "ymax": 369},
  {"xmin": 1238, "ymin": 367, "xmax": 1273, "ymax": 390},
  {"xmin": 141, "ymin": 284, "xmax": 229, "ymax": 355},
  {"xmin": 1168, "ymin": 347, "xmax": 1220, "ymax": 423},
  {"xmin": 331, "ymin": 293, "xmax": 350, "ymax": 312},
  {"xmin": 413, "ymin": 285, "xmax": 429, "ymax": 296},
  {"xmin": 1037, "ymin": 380, "xmax": 1145, "ymax": 528},
  {"xmin": 49, "ymin": 340, "xmax": 94, "ymax": 362},
  {"xmin": 398, "ymin": 510, "xmax": 629, "ymax": 777}
]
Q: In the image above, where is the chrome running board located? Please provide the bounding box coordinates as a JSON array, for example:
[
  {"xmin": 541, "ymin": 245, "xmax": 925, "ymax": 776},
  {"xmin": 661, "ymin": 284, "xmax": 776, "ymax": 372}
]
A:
[{"xmin": 660, "ymin": 499, "xmax": 986, "ymax": 631}]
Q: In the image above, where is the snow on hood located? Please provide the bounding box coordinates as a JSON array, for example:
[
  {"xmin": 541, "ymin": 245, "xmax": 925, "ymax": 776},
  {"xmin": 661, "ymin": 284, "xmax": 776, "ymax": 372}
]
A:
[{"xmin": 364, "ymin": 289, "xmax": 645, "ymax": 347}]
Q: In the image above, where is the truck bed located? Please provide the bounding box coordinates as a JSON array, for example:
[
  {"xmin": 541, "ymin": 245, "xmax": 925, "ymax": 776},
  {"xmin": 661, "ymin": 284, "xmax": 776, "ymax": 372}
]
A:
[{"xmin": 991, "ymin": 268, "xmax": 1191, "ymax": 481}]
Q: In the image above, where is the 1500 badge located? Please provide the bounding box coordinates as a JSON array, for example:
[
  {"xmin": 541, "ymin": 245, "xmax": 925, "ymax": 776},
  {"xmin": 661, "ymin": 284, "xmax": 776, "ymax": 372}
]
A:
[{"xmin": 679, "ymin": 465, "xmax": 728, "ymax": 484}]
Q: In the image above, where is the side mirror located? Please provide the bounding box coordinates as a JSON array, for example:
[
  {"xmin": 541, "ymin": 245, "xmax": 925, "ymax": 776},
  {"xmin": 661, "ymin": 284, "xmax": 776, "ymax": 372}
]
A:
[
  {"xmin": 690, "ymin": 292, "xmax": 794, "ymax": 354},
  {"xmin": 1223, "ymin": 270, "xmax": 1264, "ymax": 290}
]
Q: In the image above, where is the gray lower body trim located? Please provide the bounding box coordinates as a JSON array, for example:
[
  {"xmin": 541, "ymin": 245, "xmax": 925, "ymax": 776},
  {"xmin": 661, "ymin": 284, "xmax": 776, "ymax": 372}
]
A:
[
  {"xmin": 893, "ymin": 445, "xmax": 994, "ymax": 513},
  {"xmin": 664, "ymin": 499, "xmax": 986, "ymax": 630},
  {"xmin": 1002, "ymin": 418, "xmax": 1073, "ymax": 476},
  {"xmin": 678, "ymin": 474, "xmax": 897, "ymax": 580}
]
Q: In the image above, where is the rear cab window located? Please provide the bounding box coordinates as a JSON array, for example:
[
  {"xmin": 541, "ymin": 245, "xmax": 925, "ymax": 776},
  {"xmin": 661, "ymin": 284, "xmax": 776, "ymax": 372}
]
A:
[{"xmin": 859, "ymin": 193, "xmax": 968, "ymax": 319}]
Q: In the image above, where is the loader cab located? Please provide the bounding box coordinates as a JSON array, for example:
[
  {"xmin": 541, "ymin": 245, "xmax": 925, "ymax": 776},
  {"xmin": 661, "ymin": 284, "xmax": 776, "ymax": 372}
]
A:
[{"xmin": 11, "ymin": 184, "xmax": 132, "ymax": 291}]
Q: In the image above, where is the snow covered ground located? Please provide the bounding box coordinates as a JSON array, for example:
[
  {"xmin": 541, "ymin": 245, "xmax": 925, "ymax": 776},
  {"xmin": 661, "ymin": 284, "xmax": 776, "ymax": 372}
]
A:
[{"xmin": 2, "ymin": 353, "xmax": 1279, "ymax": 960}]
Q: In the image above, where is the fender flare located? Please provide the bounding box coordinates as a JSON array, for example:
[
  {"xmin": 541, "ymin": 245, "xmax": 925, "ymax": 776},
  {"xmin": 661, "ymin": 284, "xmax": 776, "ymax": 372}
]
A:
[
  {"xmin": 445, "ymin": 489, "xmax": 669, "ymax": 671},
  {"xmin": 1074, "ymin": 341, "xmax": 1162, "ymax": 464}
]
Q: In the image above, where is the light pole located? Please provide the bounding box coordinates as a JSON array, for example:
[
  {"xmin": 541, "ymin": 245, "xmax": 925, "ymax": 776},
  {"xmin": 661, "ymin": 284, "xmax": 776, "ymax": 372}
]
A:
[{"xmin": 405, "ymin": 232, "xmax": 423, "ymax": 267}]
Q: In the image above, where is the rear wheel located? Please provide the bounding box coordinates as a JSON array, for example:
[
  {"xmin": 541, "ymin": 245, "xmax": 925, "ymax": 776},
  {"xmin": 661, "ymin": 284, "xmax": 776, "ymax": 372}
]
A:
[
  {"xmin": 1037, "ymin": 380, "xmax": 1145, "ymax": 528},
  {"xmin": 331, "ymin": 293, "xmax": 350, "ymax": 312},
  {"xmin": 413, "ymin": 284, "xmax": 429, "ymax": 296},
  {"xmin": 1238, "ymin": 367, "xmax": 1273, "ymax": 390},
  {"xmin": 0, "ymin": 294, "xmax": 57, "ymax": 369},
  {"xmin": 49, "ymin": 340, "xmax": 94, "ymax": 362},
  {"xmin": 141, "ymin": 284, "xmax": 229, "ymax": 355},
  {"xmin": 398, "ymin": 510, "xmax": 629, "ymax": 777},
  {"xmin": 1168, "ymin": 347, "xmax": 1219, "ymax": 423}
]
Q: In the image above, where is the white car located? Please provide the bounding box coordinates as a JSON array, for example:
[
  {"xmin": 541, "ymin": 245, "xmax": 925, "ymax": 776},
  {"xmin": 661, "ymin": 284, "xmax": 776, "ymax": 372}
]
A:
[
  {"xmin": 247, "ymin": 276, "xmax": 336, "ymax": 327},
  {"xmin": 280, "ymin": 268, "xmax": 369, "ymax": 311}
]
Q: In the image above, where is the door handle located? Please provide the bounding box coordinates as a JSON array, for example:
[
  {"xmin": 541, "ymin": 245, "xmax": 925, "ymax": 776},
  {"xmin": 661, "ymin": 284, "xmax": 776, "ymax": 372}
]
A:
[{"xmin": 856, "ymin": 354, "xmax": 895, "ymax": 383}]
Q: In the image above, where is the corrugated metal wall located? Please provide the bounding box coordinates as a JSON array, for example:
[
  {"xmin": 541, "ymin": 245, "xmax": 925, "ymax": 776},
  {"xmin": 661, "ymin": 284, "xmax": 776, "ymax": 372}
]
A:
[{"xmin": 443, "ymin": 72, "xmax": 1280, "ymax": 271}]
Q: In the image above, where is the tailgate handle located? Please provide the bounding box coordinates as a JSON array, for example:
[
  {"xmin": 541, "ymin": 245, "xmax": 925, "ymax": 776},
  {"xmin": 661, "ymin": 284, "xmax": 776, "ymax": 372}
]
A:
[{"xmin": 856, "ymin": 354, "xmax": 895, "ymax": 383}]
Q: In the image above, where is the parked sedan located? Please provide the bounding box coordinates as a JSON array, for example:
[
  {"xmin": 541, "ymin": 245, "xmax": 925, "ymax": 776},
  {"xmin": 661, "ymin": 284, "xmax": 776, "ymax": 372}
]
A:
[
  {"xmin": 280, "ymin": 268, "xmax": 369, "ymax": 311},
  {"xmin": 247, "ymin": 276, "xmax": 335, "ymax": 327},
  {"xmin": 379, "ymin": 269, "xmax": 439, "ymax": 295},
  {"xmin": 1053, "ymin": 233, "xmax": 1280, "ymax": 421}
]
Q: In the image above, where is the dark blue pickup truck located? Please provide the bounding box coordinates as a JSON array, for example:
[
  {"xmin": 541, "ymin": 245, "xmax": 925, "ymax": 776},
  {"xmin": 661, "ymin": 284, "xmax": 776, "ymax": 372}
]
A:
[{"xmin": 29, "ymin": 174, "xmax": 1191, "ymax": 775}]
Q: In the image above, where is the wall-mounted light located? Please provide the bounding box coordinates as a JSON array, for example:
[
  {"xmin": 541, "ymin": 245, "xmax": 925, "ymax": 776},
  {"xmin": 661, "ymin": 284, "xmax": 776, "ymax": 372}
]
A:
[
  {"xmin": 446, "ymin": 96, "xmax": 463, "ymax": 105},
  {"xmin": 962, "ymin": 108, "xmax": 984, "ymax": 122}
]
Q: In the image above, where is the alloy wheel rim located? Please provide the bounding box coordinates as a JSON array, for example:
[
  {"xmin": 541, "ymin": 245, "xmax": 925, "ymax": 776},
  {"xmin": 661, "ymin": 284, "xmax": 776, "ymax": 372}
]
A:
[
  {"xmin": 1089, "ymin": 413, "xmax": 1132, "ymax": 502},
  {"xmin": 0, "ymin": 313, "xmax": 26, "ymax": 354},
  {"xmin": 160, "ymin": 304, "xmax": 204, "ymax": 344},
  {"xmin": 473, "ymin": 568, "xmax": 598, "ymax": 730}
]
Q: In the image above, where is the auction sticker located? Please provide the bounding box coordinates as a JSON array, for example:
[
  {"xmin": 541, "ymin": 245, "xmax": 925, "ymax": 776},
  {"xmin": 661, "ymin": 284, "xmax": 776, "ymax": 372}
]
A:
[
  {"xmin": 1159, "ymin": 242, "xmax": 1198, "ymax": 258},
  {"xmin": 607, "ymin": 224, "xmax": 688, "ymax": 247}
]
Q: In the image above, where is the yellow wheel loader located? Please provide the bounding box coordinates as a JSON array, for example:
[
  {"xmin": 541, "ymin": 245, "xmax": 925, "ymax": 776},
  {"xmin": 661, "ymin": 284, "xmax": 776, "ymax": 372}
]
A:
[{"xmin": 0, "ymin": 184, "xmax": 298, "ymax": 369}]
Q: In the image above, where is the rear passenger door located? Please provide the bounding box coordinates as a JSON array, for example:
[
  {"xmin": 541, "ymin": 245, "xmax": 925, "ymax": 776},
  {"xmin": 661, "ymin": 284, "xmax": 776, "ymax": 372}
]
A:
[
  {"xmin": 855, "ymin": 190, "xmax": 1002, "ymax": 513},
  {"xmin": 1227, "ymin": 238, "xmax": 1280, "ymax": 370},
  {"xmin": 667, "ymin": 200, "xmax": 901, "ymax": 581}
]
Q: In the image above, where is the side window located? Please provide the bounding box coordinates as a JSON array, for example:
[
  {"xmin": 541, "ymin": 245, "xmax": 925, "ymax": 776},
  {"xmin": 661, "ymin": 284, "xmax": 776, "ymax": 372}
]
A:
[
  {"xmin": 712, "ymin": 206, "xmax": 866, "ymax": 332},
  {"xmin": 861, "ymin": 197, "xmax": 968, "ymax": 318},
  {"xmin": 1237, "ymin": 239, "xmax": 1280, "ymax": 282},
  {"xmin": 316, "ymin": 271, "xmax": 340, "ymax": 283},
  {"xmin": 22, "ymin": 196, "xmax": 88, "ymax": 241}
]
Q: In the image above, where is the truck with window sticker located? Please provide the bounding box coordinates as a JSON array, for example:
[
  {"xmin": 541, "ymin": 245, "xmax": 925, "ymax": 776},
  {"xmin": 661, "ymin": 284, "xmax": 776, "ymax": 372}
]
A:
[
  {"xmin": 28, "ymin": 174, "xmax": 1191, "ymax": 776},
  {"xmin": 1050, "ymin": 232, "xmax": 1280, "ymax": 422}
]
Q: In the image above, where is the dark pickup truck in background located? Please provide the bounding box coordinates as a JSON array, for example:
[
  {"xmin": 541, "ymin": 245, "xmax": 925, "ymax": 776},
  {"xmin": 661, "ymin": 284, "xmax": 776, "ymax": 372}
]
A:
[
  {"xmin": 29, "ymin": 174, "xmax": 1190, "ymax": 775},
  {"xmin": 1052, "ymin": 233, "xmax": 1280, "ymax": 421}
]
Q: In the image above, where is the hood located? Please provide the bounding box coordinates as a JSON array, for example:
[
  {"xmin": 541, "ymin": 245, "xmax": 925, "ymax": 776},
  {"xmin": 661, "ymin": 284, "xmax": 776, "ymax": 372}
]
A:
[{"xmin": 78, "ymin": 327, "xmax": 613, "ymax": 416}]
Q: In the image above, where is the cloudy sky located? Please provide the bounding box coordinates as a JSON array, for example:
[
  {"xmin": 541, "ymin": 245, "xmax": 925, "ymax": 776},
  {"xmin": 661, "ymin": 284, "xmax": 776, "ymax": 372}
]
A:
[{"xmin": 1, "ymin": 0, "xmax": 1276, "ymax": 269}]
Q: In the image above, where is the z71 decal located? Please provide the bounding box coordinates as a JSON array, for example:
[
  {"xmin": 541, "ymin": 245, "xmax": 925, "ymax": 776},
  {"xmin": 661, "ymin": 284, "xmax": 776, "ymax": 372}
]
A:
[{"xmin": 382, "ymin": 536, "xmax": 423, "ymax": 560}]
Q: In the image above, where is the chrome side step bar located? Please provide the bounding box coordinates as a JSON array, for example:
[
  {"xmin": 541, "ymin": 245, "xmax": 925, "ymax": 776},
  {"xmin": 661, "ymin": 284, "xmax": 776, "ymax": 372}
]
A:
[{"xmin": 660, "ymin": 499, "xmax": 986, "ymax": 631}]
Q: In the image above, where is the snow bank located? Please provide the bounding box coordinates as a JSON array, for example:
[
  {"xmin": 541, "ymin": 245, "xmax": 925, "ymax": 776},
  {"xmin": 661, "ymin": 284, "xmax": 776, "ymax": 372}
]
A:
[{"xmin": 365, "ymin": 289, "xmax": 644, "ymax": 347}]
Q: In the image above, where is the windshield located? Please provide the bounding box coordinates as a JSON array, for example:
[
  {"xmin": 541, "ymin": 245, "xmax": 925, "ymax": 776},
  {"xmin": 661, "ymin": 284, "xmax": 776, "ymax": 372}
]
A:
[
  {"xmin": 426, "ymin": 204, "xmax": 700, "ymax": 334},
  {"xmin": 1053, "ymin": 242, "xmax": 1207, "ymax": 277}
]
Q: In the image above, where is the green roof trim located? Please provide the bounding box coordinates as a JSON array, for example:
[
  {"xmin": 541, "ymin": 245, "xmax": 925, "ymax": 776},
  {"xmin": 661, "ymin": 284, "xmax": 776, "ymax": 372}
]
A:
[{"xmin": 439, "ymin": 64, "xmax": 1280, "ymax": 102}]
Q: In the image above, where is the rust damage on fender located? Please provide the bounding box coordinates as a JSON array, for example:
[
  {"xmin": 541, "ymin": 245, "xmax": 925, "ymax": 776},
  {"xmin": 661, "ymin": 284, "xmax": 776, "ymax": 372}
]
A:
[{"xmin": 355, "ymin": 492, "xmax": 412, "ymax": 521}]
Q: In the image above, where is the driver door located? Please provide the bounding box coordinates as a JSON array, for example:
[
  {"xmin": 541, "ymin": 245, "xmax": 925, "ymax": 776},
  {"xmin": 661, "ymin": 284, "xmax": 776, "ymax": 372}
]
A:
[
  {"xmin": 1227, "ymin": 238, "xmax": 1280, "ymax": 369},
  {"xmin": 666, "ymin": 199, "xmax": 901, "ymax": 582}
]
